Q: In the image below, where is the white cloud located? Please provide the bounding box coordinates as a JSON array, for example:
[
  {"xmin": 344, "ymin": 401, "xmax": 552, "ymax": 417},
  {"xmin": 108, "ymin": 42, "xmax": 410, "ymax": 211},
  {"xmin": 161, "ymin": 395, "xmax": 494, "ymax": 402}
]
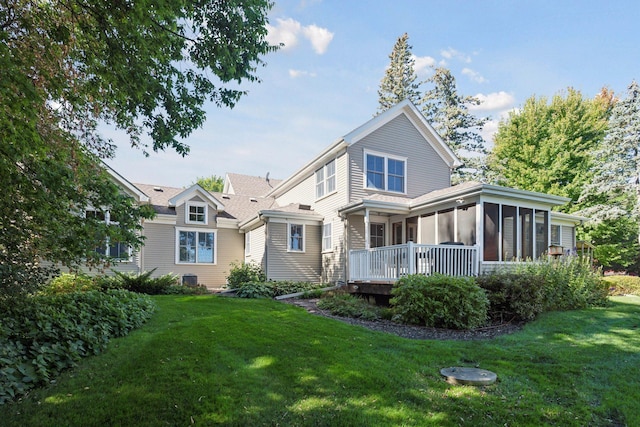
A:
[
  {"xmin": 440, "ymin": 48, "xmax": 471, "ymax": 63},
  {"xmin": 266, "ymin": 18, "xmax": 302, "ymax": 51},
  {"xmin": 302, "ymin": 24, "xmax": 334, "ymax": 54},
  {"xmin": 266, "ymin": 18, "xmax": 333, "ymax": 54},
  {"xmin": 412, "ymin": 55, "xmax": 436, "ymax": 74},
  {"xmin": 469, "ymin": 91, "xmax": 516, "ymax": 112},
  {"xmin": 462, "ymin": 68, "xmax": 487, "ymax": 84},
  {"xmin": 289, "ymin": 69, "xmax": 317, "ymax": 78}
]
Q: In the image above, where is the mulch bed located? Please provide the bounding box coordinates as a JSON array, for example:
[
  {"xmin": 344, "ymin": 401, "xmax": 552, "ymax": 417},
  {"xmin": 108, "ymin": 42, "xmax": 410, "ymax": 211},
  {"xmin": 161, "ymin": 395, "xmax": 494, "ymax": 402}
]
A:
[{"xmin": 282, "ymin": 298, "xmax": 524, "ymax": 340}]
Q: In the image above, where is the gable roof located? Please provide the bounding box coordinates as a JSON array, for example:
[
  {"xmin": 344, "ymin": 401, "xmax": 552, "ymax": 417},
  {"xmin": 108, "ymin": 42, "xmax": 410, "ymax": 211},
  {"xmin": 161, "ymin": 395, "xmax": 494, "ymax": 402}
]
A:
[
  {"xmin": 104, "ymin": 162, "xmax": 150, "ymax": 203},
  {"xmin": 224, "ymin": 173, "xmax": 282, "ymax": 197},
  {"xmin": 168, "ymin": 184, "xmax": 225, "ymax": 211},
  {"xmin": 268, "ymin": 99, "xmax": 462, "ymax": 198}
]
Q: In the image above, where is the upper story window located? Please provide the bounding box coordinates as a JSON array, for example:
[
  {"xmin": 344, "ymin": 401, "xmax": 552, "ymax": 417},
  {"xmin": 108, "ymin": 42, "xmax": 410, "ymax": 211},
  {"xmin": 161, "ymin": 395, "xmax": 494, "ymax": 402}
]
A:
[
  {"xmin": 315, "ymin": 159, "xmax": 336, "ymax": 199},
  {"xmin": 186, "ymin": 201, "xmax": 207, "ymax": 225},
  {"xmin": 288, "ymin": 223, "xmax": 305, "ymax": 252},
  {"xmin": 365, "ymin": 151, "xmax": 406, "ymax": 193}
]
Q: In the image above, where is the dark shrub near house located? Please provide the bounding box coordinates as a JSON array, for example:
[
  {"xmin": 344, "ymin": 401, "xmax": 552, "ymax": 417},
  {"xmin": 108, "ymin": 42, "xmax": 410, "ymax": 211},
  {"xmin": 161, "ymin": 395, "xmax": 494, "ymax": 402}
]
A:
[
  {"xmin": 475, "ymin": 273, "xmax": 546, "ymax": 322},
  {"xmin": 391, "ymin": 274, "xmax": 488, "ymax": 330}
]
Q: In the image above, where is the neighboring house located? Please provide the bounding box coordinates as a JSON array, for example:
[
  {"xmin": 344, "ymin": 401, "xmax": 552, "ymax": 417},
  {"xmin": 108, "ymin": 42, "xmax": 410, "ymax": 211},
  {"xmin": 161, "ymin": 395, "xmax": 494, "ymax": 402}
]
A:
[{"xmin": 104, "ymin": 100, "xmax": 585, "ymax": 288}]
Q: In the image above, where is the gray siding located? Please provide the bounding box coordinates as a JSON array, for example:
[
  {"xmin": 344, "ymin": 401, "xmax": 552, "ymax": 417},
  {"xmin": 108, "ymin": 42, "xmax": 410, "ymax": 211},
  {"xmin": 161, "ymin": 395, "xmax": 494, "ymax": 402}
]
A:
[
  {"xmin": 347, "ymin": 214, "xmax": 366, "ymax": 250},
  {"xmin": 348, "ymin": 114, "xmax": 451, "ymax": 202},
  {"xmin": 244, "ymin": 225, "xmax": 266, "ymax": 267},
  {"xmin": 266, "ymin": 222, "xmax": 321, "ymax": 282},
  {"xmin": 561, "ymin": 226, "xmax": 575, "ymax": 250}
]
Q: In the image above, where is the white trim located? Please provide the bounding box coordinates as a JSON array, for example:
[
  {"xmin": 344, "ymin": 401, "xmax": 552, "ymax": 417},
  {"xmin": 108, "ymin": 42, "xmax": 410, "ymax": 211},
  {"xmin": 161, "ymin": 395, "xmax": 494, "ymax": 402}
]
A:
[
  {"xmin": 146, "ymin": 214, "xmax": 177, "ymax": 225},
  {"xmin": 322, "ymin": 222, "xmax": 333, "ymax": 253},
  {"xmin": 245, "ymin": 231, "xmax": 251, "ymax": 256},
  {"xmin": 363, "ymin": 149, "xmax": 408, "ymax": 194},
  {"xmin": 287, "ymin": 222, "xmax": 305, "ymax": 253},
  {"xmin": 315, "ymin": 158, "xmax": 338, "ymax": 201},
  {"xmin": 185, "ymin": 201, "xmax": 208, "ymax": 225},
  {"xmin": 175, "ymin": 227, "xmax": 217, "ymax": 265},
  {"xmin": 168, "ymin": 184, "xmax": 225, "ymax": 211}
]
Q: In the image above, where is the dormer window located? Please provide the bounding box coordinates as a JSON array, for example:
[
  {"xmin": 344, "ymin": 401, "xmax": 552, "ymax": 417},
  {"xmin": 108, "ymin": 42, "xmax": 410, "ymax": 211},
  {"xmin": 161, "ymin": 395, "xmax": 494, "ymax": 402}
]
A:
[
  {"xmin": 365, "ymin": 150, "xmax": 406, "ymax": 193},
  {"xmin": 186, "ymin": 202, "xmax": 207, "ymax": 225}
]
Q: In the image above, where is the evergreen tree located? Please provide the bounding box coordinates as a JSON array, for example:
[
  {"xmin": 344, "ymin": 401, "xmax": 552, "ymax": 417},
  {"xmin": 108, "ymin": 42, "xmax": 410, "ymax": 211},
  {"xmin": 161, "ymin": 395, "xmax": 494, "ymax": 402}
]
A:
[
  {"xmin": 377, "ymin": 33, "xmax": 421, "ymax": 113},
  {"xmin": 421, "ymin": 67, "xmax": 488, "ymax": 183},
  {"xmin": 579, "ymin": 80, "xmax": 640, "ymax": 269}
]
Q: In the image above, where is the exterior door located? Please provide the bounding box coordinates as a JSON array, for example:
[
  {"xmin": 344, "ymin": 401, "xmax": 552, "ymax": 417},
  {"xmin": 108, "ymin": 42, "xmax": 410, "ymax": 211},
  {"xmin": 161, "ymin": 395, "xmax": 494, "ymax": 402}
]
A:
[{"xmin": 406, "ymin": 217, "xmax": 418, "ymax": 243}]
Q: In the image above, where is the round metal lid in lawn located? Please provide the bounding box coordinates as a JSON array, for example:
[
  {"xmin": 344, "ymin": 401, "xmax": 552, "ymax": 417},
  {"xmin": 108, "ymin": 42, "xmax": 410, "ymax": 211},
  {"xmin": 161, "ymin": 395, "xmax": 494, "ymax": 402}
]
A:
[{"xmin": 440, "ymin": 367, "xmax": 497, "ymax": 386}]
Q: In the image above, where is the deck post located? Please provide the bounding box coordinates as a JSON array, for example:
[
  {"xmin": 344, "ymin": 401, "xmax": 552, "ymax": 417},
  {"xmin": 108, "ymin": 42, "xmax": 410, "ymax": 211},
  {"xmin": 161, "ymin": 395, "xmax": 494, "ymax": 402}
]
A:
[{"xmin": 407, "ymin": 241, "xmax": 415, "ymax": 275}]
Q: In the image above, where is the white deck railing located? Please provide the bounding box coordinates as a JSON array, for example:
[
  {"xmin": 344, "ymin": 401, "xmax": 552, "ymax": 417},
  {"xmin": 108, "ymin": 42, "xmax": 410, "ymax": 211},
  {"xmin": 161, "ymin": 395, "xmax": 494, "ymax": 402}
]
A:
[{"xmin": 349, "ymin": 242, "xmax": 479, "ymax": 282}]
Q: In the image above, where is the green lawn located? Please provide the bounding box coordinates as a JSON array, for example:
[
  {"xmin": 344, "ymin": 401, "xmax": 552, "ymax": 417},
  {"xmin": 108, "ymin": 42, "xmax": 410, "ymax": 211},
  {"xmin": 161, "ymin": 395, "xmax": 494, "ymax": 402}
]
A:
[{"xmin": 2, "ymin": 295, "xmax": 639, "ymax": 426}]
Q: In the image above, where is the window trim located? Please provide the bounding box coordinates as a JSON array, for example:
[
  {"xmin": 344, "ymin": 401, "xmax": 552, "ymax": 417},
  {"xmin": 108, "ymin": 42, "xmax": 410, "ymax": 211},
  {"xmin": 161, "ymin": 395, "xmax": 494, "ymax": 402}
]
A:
[
  {"xmin": 287, "ymin": 223, "xmax": 305, "ymax": 253},
  {"xmin": 185, "ymin": 201, "xmax": 208, "ymax": 225},
  {"xmin": 322, "ymin": 222, "xmax": 333, "ymax": 253},
  {"xmin": 363, "ymin": 149, "xmax": 407, "ymax": 194},
  {"xmin": 175, "ymin": 228, "xmax": 217, "ymax": 265}
]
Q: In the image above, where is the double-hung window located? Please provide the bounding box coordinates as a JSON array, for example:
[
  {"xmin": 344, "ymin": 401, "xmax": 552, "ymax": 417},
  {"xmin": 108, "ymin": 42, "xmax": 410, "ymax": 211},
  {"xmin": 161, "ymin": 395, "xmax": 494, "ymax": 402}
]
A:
[
  {"xmin": 315, "ymin": 159, "xmax": 336, "ymax": 199},
  {"xmin": 186, "ymin": 202, "xmax": 207, "ymax": 225},
  {"xmin": 322, "ymin": 222, "xmax": 332, "ymax": 252},
  {"xmin": 288, "ymin": 223, "xmax": 304, "ymax": 252},
  {"xmin": 365, "ymin": 151, "xmax": 406, "ymax": 193},
  {"xmin": 85, "ymin": 209, "xmax": 132, "ymax": 261},
  {"xmin": 177, "ymin": 230, "xmax": 216, "ymax": 264}
]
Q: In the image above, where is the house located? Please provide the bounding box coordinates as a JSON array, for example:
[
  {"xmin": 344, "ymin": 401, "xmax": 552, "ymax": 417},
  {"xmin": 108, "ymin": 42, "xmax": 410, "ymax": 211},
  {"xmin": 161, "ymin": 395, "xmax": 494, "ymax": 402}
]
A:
[{"xmin": 104, "ymin": 100, "xmax": 585, "ymax": 288}]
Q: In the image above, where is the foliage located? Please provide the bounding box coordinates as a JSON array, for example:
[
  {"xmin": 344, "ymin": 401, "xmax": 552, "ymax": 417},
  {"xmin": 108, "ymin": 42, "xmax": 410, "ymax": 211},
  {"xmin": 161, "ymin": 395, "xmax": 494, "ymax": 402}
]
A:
[
  {"xmin": 226, "ymin": 261, "xmax": 267, "ymax": 288},
  {"xmin": 109, "ymin": 269, "xmax": 178, "ymax": 295},
  {"xmin": 194, "ymin": 175, "xmax": 225, "ymax": 193},
  {"xmin": 235, "ymin": 280, "xmax": 325, "ymax": 299},
  {"xmin": 580, "ymin": 212, "xmax": 640, "ymax": 272},
  {"xmin": 0, "ymin": 290, "xmax": 155, "ymax": 404},
  {"xmin": 514, "ymin": 257, "xmax": 609, "ymax": 311},
  {"xmin": 43, "ymin": 273, "xmax": 99, "ymax": 295},
  {"xmin": 0, "ymin": 0, "xmax": 276, "ymax": 299},
  {"xmin": 390, "ymin": 274, "xmax": 488, "ymax": 329},
  {"xmin": 475, "ymin": 273, "xmax": 546, "ymax": 321},
  {"xmin": 488, "ymin": 87, "xmax": 609, "ymax": 205},
  {"xmin": 377, "ymin": 33, "xmax": 421, "ymax": 112},
  {"xmin": 421, "ymin": 67, "xmax": 489, "ymax": 182},
  {"xmin": 317, "ymin": 293, "xmax": 383, "ymax": 321},
  {"xmin": 603, "ymin": 275, "xmax": 640, "ymax": 296}
]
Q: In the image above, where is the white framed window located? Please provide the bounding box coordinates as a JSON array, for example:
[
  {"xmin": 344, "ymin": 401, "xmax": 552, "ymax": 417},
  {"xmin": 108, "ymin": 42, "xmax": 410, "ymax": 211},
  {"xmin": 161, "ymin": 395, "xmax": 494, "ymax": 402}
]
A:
[
  {"xmin": 315, "ymin": 159, "xmax": 337, "ymax": 199},
  {"xmin": 364, "ymin": 150, "xmax": 406, "ymax": 193},
  {"xmin": 370, "ymin": 223, "xmax": 385, "ymax": 248},
  {"xmin": 288, "ymin": 223, "xmax": 305, "ymax": 252},
  {"xmin": 322, "ymin": 222, "xmax": 332, "ymax": 252},
  {"xmin": 245, "ymin": 232, "xmax": 251, "ymax": 256},
  {"xmin": 85, "ymin": 209, "xmax": 132, "ymax": 262},
  {"xmin": 186, "ymin": 201, "xmax": 207, "ymax": 225},
  {"xmin": 551, "ymin": 224, "xmax": 561, "ymax": 246},
  {"xmin": 176, "ymin": 229, "xmax": 216, "ymax": 264}
]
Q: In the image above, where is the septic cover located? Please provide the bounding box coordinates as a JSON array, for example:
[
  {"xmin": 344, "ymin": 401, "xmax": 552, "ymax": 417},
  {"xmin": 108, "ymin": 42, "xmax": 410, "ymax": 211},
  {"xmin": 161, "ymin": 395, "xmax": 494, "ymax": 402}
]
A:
[{"xmin": 440, "ymin": 367, "xmax": 497, "ymax": 386}]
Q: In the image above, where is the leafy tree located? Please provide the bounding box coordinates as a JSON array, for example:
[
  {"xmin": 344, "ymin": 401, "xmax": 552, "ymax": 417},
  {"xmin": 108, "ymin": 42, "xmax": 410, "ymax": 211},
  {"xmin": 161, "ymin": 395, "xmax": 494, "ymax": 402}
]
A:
[
  {"xmin": 579, "ymin": 80, "xmax": 640, "ymax": 270},
  {"xmin": 487, "ymin": 88, "xmax": 609, "ymax": 206},
  {"xmin": 1, "ymin": 0, "xmax": 276, "ymax": 297},
  {"xmin": 421, "ymin": 67, "xmax": 489, "ymax": 183},
  {"xmin": 195, "ymin": 175, "xmax": 225, "ymax": 193},
  {"xmin": 377, "ymin": 33, "xmax": 421, "ymax": 113}
]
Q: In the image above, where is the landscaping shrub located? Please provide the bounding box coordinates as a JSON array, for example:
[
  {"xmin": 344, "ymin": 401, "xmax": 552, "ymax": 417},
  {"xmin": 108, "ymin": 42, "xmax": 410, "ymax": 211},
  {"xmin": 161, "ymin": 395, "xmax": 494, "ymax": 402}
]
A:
[
  {"xmin": 317, "ymin": 293, "xmax": 383, "ymax": 321},
  {"xmin": 235, "ymin": 280, "xmax": 326, "ymax": 299},
  {"xmin": 44, "ymin": 273, "xmax": 99, "ymax": 295},
  {"xmin": 390, "ymin": 274, "xmax": 488, "ymax": 330},
  {"xmin": 476, "ymin": 272, "xmax": 546, "ymax": 321},
  {"xmin": 110, "ymin": 269, "xmax": 179, "ymax": 295},
  {"xmin": 226, "ymin": 262, "xmax": 267, "ymax": 288},
  {"xmin": 603, "ymin": 275, "xmax": 640, "ymax": 296},
  {"xmin": 515, "ymin": 257, "xmax": 608, "ymax": 311},
  {"xmin": 0, "ymin": 290, "xmax": 155, "ymax": 404}
]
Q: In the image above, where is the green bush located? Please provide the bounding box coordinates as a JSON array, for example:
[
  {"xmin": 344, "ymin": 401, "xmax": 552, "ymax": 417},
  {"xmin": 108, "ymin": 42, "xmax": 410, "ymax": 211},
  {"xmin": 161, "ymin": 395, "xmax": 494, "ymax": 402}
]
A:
[
  {"xmin": 317, "ymin": 293, "xmax": 382, "ymax": 321},
  {"xmin": 0, "ymin": 290, "xmax": 155, "ymax": 404},
  {"xmin": 110, "ymin": 269, "xmax": 179, "ymax": 295},
  {"xmin": 44, "ymin": 273, "xmax": 99, "ymax": 295},
  {"xmin": 390, "ymin": 274, "xmax": 488, "ymax": 330},
  {"xmin": 603, "ymin": 275, "xmax": 640, "ymax": 296},
  {"xmin": 476, "ymin": 273, "xmax": 546, "ymax": 321},
  {"xmin": 235, "ymin": 282, "xmax": 274, "ymax": 298},
  {"xmin": 515, "ymin": 258, "xmax": 608, "ymax": 311},
  {"xmin": 226, "ymin": 262, "xmax": 266, "ymax": 288},
  {"xmin": 235, "ymin": 280, "xmax": 326, "ymax": 299}
]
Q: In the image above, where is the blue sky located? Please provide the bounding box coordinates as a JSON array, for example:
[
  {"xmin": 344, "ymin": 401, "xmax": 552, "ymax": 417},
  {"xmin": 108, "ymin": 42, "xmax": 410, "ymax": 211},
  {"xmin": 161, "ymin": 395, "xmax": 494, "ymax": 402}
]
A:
[{"xmin": 107, "ymin": 0, "xmax": 640, "ymax": 188}]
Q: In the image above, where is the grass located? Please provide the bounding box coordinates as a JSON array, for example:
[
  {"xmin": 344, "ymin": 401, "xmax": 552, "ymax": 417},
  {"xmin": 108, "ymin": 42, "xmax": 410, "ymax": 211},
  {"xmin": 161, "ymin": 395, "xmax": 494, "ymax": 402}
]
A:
[{"xmin": 1, "ymin": 295, "xmax": 639, "ymax": 426}]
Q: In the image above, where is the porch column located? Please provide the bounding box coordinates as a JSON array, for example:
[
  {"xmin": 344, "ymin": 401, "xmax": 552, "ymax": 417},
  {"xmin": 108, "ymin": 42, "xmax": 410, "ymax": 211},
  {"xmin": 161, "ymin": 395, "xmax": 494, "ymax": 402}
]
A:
[{"xmin": 364, "ymin": 208, "xmax": 370, "ymax": 250}]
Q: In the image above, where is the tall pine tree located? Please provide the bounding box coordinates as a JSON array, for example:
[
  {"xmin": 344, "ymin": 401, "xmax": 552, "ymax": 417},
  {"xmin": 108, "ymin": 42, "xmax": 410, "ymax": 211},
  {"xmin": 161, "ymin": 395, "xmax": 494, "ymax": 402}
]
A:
[
  {"xmin": 377, "ymin": 33, "xmax": 421, "ymax": 113},
  {"xmin": 421, "ymin": 67, "xmax": 488, "ymax": 183}
]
